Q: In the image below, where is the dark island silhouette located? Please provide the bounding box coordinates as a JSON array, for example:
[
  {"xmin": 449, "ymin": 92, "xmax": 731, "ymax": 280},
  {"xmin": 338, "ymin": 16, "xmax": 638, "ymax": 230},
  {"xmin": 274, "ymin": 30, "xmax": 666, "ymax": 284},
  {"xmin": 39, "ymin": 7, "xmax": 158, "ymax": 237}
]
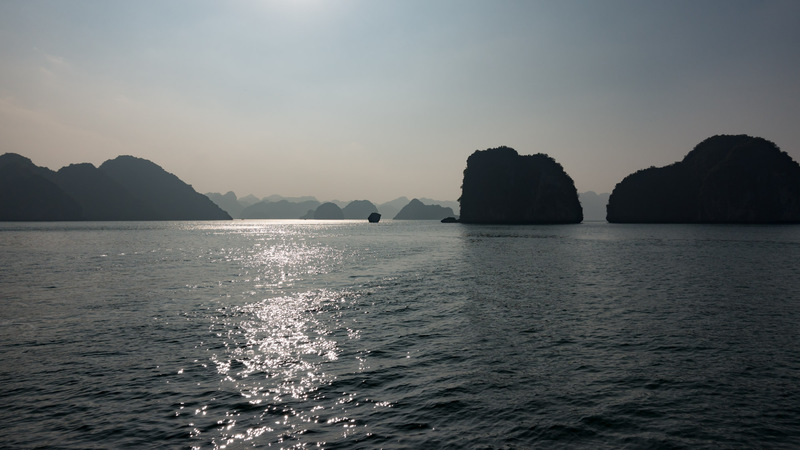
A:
[
  {"xmin": 98, "ymin": 156, "xmax": 230, "ymax": 220},
  {"xmin": 0, "ymin": 153, "xmax": 83, "ymax": 221},
  {"xmin": 0, "ymin": 153, "xmax": 231, "ymax": 221},
  {"xmin": 53, "ymin": 162, "xmax": 156, "ymax": 220},
  {"xmin": 607, "ymin": 135, "xmax": 800, "ymax": 223},
  {"xmin": 342, "ymin": 200, "xmax": 379, "ymax": 219},
  {"xmin": 393, "ymin": 198, "xmax": 455, "ymax": 220},
  {"xmin": 459, "ymin": 146, "xmax": 583, "ymax": 224},
  {"xmin": 313, "ymin": 202, "xmax": 345, "ymax": 219}
]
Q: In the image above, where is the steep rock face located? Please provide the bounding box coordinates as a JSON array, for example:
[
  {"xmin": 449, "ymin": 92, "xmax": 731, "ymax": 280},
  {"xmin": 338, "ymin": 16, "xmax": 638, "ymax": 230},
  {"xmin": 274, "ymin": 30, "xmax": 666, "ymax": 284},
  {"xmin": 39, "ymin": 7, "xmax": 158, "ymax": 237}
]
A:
[
  {"xmin": 607, "ymin": 135, "xmax": 800, "ymax": 223},
  {"xmin": 342, "ymin": 200, "xmax": 379, "ymax": 219},
  {"xmin": 99, "ymin": 156, "xmax": 230, "ymax": 220},
  {"xmin": 313, "ymin": 202, "xmax": 344, "ymax": 219},
  {"xmin": 393, "ymin": 199, "xmax": 455, "ymax": 220},
  {"xmin": 459, "ymin": 146, "xmax": 583, "ymax": 224},
  {"xmin": 0, "ymin": 153, "xmax": 82, "ymax": 221}
]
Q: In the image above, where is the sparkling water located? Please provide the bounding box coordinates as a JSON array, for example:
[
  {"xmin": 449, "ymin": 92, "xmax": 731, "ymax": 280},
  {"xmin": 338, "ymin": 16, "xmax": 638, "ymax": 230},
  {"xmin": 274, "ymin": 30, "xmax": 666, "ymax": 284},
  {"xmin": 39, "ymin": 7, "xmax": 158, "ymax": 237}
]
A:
[{"xmin": 1, "ymin": 221, "xmax": 799, "ymax": 448}]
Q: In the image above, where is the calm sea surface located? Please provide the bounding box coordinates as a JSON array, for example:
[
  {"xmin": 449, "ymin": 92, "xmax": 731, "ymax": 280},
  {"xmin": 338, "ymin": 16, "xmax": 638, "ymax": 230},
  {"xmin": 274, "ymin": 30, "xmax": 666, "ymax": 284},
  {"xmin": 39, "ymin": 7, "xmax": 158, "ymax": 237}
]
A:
[{"xmin": 1, "ymin": 220, "xmax": 799, "ymax": 449}]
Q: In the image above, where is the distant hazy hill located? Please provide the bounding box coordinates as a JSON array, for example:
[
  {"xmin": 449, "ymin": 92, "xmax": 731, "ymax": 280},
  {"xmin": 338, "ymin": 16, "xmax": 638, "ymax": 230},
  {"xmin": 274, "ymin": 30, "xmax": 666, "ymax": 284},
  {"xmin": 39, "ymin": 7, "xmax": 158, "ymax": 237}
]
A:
[
  {"xmin": 579, "ymin": 191, "xmax": 610, "ymax": 221},
  {"xmin": 459, "ymin": 146, "xmax": 582, "ymax": 224},
  {"xmin": 206, "ymin": 191, "xmax": 244, "ymax": 219},
  {"xmin": 210, "ymin": 194, "xmax": 457, "ymax": 221},
  {"xmin": 238, "ymin": 194, "xmax": 261, "ymax": 207},
  {"xmin": 263, "ymin": 194, "xmax": 318, "ymax": 203},
  {"xmin": 240, "ymin": 199, "xmax": 321, "ymax": 219},
  {"xmin": 419, "ymin": 198, "xmax": 459, "ymax": 214},
  {"xmin": 607, "ymin": 135, "xmax": 800, "ymax": 223},
  {"xmin": 0, "ymin": 153, "xmax": 231, "ymax": 221},
  {"xmin": 342, "ymin": 200, "xmax": 379, "ymax": 219},
  {"xmin": 314, "ymin": 202, "xmax": 345, "ymax": 219},
  {"xmin": 394, "ymin": 198, "xmax": 455, "ymax": 220},
  {"xmin": 377, "ymin": 197, "xmax": 409, "ymax": 220}
]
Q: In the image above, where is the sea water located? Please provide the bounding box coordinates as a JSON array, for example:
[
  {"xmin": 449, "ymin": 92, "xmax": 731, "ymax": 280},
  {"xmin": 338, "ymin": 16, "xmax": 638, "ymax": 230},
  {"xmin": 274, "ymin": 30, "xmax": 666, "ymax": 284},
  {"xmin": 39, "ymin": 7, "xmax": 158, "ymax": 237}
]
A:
[{"xmin": 1, "ymin": 220, "xmax": 799, "ymax": 448}]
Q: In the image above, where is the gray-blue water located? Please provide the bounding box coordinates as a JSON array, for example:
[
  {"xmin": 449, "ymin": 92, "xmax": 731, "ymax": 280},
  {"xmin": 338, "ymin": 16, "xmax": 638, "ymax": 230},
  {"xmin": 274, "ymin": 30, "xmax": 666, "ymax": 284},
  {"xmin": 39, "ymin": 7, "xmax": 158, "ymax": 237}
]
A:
[{"xmin": 1, "ymin": 220, "xmax": 799, "ymax": 448}]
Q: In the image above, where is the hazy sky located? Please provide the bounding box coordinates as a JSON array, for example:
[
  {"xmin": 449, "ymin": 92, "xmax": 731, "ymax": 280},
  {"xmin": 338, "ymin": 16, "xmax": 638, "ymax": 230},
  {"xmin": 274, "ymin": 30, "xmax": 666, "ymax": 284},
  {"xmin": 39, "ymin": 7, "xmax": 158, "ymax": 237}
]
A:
[{"xmin": 2, "ymin": 1, "xmax": 799, "ymax": 203}]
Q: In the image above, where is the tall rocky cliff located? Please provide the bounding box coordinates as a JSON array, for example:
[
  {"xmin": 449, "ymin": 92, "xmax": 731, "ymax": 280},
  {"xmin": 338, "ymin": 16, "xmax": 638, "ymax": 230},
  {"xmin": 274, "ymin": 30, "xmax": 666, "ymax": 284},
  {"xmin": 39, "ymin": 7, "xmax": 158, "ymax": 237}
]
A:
[
  {"xmin": 606, "ymin": 135, "xmax": 800, "ymax": 223},
  {"xmin": 459, "ymin": 146, "xmax": 583, "ymax": 224}
]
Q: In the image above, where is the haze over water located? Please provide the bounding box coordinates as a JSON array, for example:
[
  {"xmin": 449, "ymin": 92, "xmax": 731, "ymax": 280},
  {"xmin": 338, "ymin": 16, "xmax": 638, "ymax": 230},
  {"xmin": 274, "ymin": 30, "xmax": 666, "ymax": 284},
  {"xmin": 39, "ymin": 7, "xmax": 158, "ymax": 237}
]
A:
[{"xmin": 1, "ymin": 221, "xmax": 799, "ymax": 448}]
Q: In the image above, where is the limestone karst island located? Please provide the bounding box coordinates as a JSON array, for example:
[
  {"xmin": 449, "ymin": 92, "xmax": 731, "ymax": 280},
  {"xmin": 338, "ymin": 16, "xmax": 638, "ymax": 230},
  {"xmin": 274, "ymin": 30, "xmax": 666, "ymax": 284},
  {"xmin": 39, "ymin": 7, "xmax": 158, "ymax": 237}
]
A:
[
  {"xmin": 458, "ymin": 146, "xmax": 583, "ymax": 224},
  {"xmin": 607, "ymin": 135, "xmax": 800, "ymax": 223}
]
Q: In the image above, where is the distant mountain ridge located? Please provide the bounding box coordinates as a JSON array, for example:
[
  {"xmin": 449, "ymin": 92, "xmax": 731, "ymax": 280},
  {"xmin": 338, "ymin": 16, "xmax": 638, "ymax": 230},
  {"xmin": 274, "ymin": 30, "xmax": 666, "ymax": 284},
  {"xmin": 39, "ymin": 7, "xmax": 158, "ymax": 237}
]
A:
[
  {"xmin": 240, "ymin": 199, "xmax": 321, "ymax": 220},
  {"xmin": 0, "ymin": 153, "xmax": 231, "ymax": 221},
  {"xmin": 579, "ymin": 191, "xmax": 610, "ymax": 221},
  {"xmin": 206, "ymin": 192, "xmax": 455, "ymax": 220},
  {"xmin": 342, "ymin": 200, "xmax": 379, "ymax": 219},
  {"xmin": 394, "ymin": 199, "xmax": 455, "ymax": 220}
]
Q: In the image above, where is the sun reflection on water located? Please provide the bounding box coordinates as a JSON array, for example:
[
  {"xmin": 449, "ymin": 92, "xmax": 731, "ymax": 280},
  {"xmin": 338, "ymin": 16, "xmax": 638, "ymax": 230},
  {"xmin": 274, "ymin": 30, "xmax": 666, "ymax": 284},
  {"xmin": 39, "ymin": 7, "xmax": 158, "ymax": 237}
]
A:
[
  {"xmin": 212, "ymin": 290, "xmax": 341, "ymax": 388},
  {"xmin": 206, "ymin": 285, "xmax": 368, "ymax": 446},
  {"xmin": 187, "ymin": 222, "xmax": 393, "ymax": 447}
]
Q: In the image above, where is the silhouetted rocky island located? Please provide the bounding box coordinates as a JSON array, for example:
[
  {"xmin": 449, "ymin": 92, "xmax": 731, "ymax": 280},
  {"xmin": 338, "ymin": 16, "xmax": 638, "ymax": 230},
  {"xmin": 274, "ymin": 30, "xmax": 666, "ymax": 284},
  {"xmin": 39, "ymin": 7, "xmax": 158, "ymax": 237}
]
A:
[
  {"xmin": 342, "ymin": 200, "xmax": 379, "ymax": 219},
  {"xmin": 393, "ymin": 199, "xmax": 455, "ymax": 220},
  {"xmin": 0, "ymin": 153, "xmax": 231, "ymax": 221},
  {"xmin": 99, "ymin": 156, "xmax": 230, "ymax": 220},
  {"xmin": 607, "ymin": 135, "xmax": 800, "ymax": 223},
  {"xmin": 313, "ymin": 202, "xmax": 345, "ymax": 220},
  {"xmin": 458, "ymin": 146, "xmax": 582, "ymax": 224}
]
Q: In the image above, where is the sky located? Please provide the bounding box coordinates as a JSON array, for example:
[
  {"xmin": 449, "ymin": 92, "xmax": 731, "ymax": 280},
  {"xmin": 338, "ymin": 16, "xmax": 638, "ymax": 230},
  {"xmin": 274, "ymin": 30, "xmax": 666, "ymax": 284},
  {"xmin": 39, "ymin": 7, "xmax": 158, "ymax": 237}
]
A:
[{"xmin": 1, "ymin": 0, "xmax": 799, "ymax": 203}]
